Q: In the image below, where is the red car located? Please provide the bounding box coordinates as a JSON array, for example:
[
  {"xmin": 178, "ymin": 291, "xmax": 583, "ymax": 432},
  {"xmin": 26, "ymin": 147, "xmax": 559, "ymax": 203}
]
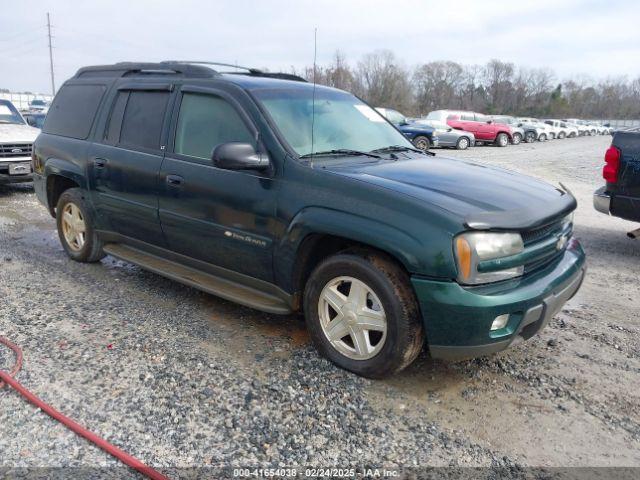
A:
[{"xmin": 431, "ymin": 110, "xmax": 513, "ymax": 147}]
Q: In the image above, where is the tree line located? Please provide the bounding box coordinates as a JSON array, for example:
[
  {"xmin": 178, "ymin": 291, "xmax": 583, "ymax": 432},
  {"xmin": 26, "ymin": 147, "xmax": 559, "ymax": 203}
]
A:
[{"xmin": 293, "ymin": 50, "xmax": 640, "ymax": 120}]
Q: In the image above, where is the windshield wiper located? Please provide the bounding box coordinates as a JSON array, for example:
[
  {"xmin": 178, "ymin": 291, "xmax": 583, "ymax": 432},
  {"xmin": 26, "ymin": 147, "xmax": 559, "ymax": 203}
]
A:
[
  {"xmin": 300, "ymin": 149, "xmax": 382, "ymax": 159},
  {"xmin": 371, "ymin": 145, "xmax": 435, "ymax": 156}
]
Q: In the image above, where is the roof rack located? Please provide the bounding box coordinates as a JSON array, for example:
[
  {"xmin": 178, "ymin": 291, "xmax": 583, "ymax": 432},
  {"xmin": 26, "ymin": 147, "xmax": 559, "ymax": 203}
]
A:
[
  {"xmin": 74, "ymin": 62, "xmax": 217, "ymax": 79},
  {"xmin": 73, "ymin": 61, "xmax": 307, "ymax": 83},
  {"xmin": 162, "ymin": 60, "xmax": 307, "ymax": 82}
]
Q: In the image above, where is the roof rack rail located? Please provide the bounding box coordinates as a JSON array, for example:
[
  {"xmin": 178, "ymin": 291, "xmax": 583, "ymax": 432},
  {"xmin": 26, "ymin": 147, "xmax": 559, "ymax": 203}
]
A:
[
  {"xmin": 162, "ymin": 60, "xmax": 264, "ymax": 74},
  {"xmin": 162, "ymin": 60, "xmax": 307, "ymax": 82},
  {"xmin": 74, "ymin": 62, "xmax": 217, "ymax": 79}
]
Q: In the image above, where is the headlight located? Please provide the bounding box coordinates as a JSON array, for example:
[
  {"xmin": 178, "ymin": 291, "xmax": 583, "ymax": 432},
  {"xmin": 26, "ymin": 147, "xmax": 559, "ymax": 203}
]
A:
[
  {"xmin": 561, "ymin": 212, "xmax": 574, "ymax": 230},
  {"xmin": 454, "ymin": 232, "xmax": 524, "ymax": 285}
]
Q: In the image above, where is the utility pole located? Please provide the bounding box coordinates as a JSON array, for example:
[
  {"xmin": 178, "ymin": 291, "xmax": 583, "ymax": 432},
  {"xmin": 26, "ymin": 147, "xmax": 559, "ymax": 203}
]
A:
[{"xmin": 47, "ymin": 12, "xmax": 55, "ymax": 95}]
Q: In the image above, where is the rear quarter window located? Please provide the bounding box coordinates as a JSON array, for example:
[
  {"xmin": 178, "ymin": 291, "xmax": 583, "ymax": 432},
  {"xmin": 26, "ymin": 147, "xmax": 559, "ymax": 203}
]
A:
[{"xmin": 43, "ymin": 84, "xmax": 106, "ymax": 139}]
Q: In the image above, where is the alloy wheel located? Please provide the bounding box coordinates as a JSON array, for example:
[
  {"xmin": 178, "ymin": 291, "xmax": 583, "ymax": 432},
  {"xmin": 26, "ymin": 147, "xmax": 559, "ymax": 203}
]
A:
[
  {"xmin": 61, "ymin": 202, "xmax": 86, "ymax": 251},
  {"xmin": 318, "ymin": 276, "xmax": 387, "ymax": 360}
]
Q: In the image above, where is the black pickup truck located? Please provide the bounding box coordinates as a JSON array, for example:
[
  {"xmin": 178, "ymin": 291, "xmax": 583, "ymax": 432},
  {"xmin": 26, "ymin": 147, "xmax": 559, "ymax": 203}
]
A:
[{"xmin": 594, "ymin": 128, "xmax": 640, "ymax": 238}]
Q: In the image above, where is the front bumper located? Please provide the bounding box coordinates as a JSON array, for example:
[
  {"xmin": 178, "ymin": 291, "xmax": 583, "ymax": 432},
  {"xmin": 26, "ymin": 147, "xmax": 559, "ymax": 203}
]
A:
[
  {"xmin": 411, "ymin": 239, "xmax": 586, "ymax": 360},
  {"xmin": 594, "ymin": 186, "xmax": 640, "ymax": 222}
]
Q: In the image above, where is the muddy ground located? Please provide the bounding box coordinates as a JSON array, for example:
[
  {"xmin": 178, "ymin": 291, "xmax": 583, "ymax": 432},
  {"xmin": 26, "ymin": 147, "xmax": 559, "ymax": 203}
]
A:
[{"xmin": 0, "ymin": 135, "xmax": 638, "ymax": 476}]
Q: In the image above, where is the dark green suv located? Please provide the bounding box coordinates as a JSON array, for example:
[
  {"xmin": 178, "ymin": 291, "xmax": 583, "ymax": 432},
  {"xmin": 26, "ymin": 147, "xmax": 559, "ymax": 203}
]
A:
[{"xmin": 32, "ymin": 62, "xmax": 586, "ymax": 378}]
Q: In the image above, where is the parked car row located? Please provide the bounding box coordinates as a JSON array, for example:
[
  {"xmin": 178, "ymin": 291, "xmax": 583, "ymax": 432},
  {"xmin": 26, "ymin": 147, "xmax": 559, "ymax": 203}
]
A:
[{"xmin": 376, "ymin": 107, "xmax": 612, "ymax": 152}]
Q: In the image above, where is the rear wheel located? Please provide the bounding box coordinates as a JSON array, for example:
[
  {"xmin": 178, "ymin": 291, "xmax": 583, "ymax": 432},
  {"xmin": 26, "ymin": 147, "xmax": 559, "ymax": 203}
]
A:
[
  {"xmin": 524, "ymin": 131, "xmax": 536, "ymax": 143},
  {"xmin": 495, "ymin": 133, "xmax": 509, "ymax": 147},
  {"xmin": 56, "ymin": 188, "xmax": 105, "ymax": 263},
  {"xmin": 303, "ymin": 251, "xmax": 424, "ymax": 378},
  {"xmin": 412, "ymin": 135, "xmax": 431, "ymax": 152},
  {"xmin": 558, "ymin": 131, "xmax": 566, "ymax": 139},
  {"xmin": 511, "ymin": 132, "xmax": 522, "ymax": 145},
  {"xmin": 539, "ymin": 133, "xmax": 548, "ymax": 142},
  {"xmin": 456, "ymin": 136, "xmax": 470, "ymax": 150}
]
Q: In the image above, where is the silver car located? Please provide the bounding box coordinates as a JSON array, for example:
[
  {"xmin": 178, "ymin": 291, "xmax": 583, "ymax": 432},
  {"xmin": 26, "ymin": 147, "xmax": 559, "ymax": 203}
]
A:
[{"xmin": 411, "ymin": 119, "xmax": 475, "ymax": 150}]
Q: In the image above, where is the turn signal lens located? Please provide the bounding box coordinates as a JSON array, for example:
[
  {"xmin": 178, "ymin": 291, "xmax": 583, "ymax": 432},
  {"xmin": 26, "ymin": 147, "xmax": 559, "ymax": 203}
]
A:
[{"xmin": 456, "ymin": 237, "xmax": 472, "ymax": 281}]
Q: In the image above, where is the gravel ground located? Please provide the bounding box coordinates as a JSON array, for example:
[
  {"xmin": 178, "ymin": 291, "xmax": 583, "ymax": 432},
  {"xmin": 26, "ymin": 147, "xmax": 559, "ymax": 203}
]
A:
[{"xmin": 1, "ymin": 135, "xmax": 639, "ymax": 477}]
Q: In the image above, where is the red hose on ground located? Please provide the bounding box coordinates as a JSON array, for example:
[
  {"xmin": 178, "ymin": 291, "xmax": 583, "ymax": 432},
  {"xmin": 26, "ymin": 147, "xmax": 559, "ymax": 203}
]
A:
[{"xmin": 0, "ymin": 336, "xmax": 169, "ymax": 480}]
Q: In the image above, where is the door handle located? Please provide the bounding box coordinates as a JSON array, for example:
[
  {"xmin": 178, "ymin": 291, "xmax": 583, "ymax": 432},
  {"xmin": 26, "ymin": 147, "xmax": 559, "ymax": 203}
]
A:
[
  {"xmin": 166, "ymin": 174, "xmax": 184, "ymax": 187},
  {"xmin": 94, "ymin": 158, "xmax": 108, "ymax": 168}
]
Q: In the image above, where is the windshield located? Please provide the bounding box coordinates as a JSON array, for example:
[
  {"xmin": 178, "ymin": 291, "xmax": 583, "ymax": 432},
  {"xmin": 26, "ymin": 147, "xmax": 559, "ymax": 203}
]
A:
[
  {"xmin": 31, "ymin": 100, "xmax": 46, "ymax": 106},
  {"xmin": 253, "ymin": 87, "xmax": 412, "ymax": 157},
  {"xmin": 383, "ymin": 109, "xmax": 406, "ymax": 125},
  {"xmin": 0, "ymin": 101, "xmax": 25, "ymax": 125},
  {"xmin": 426, "ymin": 111, "xmax": 447, "ymax": 121}
]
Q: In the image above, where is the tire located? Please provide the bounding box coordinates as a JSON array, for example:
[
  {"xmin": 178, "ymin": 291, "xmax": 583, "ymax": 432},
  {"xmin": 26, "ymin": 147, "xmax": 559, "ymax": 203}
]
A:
[
  {"xmin": 511, "ymin": 132, "xmax": 522, "ymax": 145},
  {"xmin": 524, "ymin": 131, "xmax": 536, "ymax": 143},
  {"xmin": 539, "ymin": 133, "xmax": 547, "ymax": 142},
  {"xmin": 303, "ymin": 251, "xmax": 424, "ymax": 378},
  {"xmin": 56, "ymin": 188, "xmax": 105, "ymax": 263},
  {"xmin": 494, "ymin": 132, "xmax": 509, "ymax": 147},
  {"xmin": 558, "ymin": 131, "xmax": 566, "ymax": 139},
  {"xmin": 456, "ymin": 136, "xmax": 470, "ymax": 150},
  {"xmin": 412, "ymin": 135, "xmax": 431, "ymax": 152}
]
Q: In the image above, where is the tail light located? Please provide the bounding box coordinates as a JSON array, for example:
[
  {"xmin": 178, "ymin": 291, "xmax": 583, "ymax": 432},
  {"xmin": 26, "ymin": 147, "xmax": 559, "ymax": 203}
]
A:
[{"xmin": 603, "ymin": 146, "xmax": 620, "ymax": 184}]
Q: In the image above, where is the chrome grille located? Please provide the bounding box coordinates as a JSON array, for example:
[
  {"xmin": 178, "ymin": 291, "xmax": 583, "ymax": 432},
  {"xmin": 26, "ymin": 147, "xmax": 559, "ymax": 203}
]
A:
[{"xmin": 0, "ymin": 143, "xmax": 33, "ymax": 158}]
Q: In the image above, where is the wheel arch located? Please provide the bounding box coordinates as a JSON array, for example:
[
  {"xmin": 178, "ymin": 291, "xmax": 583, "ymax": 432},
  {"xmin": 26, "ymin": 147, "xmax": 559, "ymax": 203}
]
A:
[
  {"xmin": 44, "ymin": 158, "xmax": 86, "ymax": 216},
  {"xmin": 276, "ymin": 207, "xmax": 426, "ymax": 305}
]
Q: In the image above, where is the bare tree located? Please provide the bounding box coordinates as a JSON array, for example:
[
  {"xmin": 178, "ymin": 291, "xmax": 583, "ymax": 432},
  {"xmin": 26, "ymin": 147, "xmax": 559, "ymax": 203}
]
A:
[
  {"xmin": 353, "ymin": 50, "xmax": 414, "ymax": 114},
  {"xmin": 296, "ymin": 50, "xmax": 640, "ymax": 120}
]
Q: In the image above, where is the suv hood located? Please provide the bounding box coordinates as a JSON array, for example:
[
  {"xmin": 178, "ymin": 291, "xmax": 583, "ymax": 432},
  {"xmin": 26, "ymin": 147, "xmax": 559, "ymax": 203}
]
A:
[
  {"xmin": 0, "ymin": 123, "xmax": 39, "ymax": 143},
  {"xmin": 328, "ymin": 156, "xmax": 575, "ymax": 230}
]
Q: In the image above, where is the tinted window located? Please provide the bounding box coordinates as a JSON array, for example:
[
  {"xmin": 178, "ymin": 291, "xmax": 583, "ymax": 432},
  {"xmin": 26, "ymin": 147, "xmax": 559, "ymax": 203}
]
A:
[
  {"xmin": 43, "ymin": 84, "xmax": 106, "ymax": 139},
  {"xmin": 119, "ymin": 91, "xmax": 169, "ymax": 150},
  {"xmin": 104, "ymin": 91, "xmax": 129, "ymax": 144},
  {"xmin": 174, "ymin": 93, "xmax": 255, "ymax": 160},
  {"xmin": 461, "ymin": 113, "xmax": 475, "ymax": 121}
]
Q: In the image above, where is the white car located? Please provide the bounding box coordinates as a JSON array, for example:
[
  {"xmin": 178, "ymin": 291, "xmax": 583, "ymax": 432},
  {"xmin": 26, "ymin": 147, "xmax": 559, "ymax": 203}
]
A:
[
  {"xmin": 0, "ymin": 99, "xmax": 39, "ymax": 184},
  {"xmin": 517, "ymin": 117, "xmax": 556, "ymax": 141},
  {"xmin": 544, "ymin": 119, "xmax": 579, "ymax": 139},
  {"xmin": 563, "ymin": 119, "xmax": 592, "ymax": 136}
]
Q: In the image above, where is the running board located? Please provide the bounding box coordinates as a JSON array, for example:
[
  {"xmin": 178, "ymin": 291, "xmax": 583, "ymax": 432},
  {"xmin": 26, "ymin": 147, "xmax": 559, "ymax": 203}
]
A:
[{"xmin": 103, "ymin": 243, "xmax": 292, "ymax": 314}]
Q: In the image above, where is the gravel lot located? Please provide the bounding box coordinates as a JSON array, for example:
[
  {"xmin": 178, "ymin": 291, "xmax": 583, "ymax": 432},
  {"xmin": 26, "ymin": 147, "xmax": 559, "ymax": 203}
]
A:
[{"xmin": 1, "ymin": 135, "xmax": 639, "ymax": 476}]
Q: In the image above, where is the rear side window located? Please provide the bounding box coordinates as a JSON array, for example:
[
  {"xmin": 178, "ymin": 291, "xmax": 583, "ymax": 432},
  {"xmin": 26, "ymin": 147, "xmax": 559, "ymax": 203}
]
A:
[
  {"xmin": 461, "ymin": 113, "xmax": 475, "ymax": 121},
  {"xmin": 174, "ymin": 93, "xmax": 255, "ymax": 160},
  {"xmin": 113, "ymin": 91, "xmax": 170, "ymax": 150},
  {"xmin": 43, "ymin": 84, "xmax": 106, "ymax": 139}
]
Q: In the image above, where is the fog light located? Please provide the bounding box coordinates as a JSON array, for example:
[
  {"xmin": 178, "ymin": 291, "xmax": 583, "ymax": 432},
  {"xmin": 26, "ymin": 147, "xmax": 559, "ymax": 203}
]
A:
[{"xmin": 491, "ymin": 314, "xmax": 510, "ymax": 331}]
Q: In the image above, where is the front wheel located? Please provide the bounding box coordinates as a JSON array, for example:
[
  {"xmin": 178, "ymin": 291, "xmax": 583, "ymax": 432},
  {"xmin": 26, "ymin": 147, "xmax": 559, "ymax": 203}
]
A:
[
  {"xmin": 56, "ymin": 188, "xmax": 105, "ymax": 263},
  {"xmin": 412, "ymin": 135, "xmax": 431, "ymax": 152},
  {"xmin": 303, "ymin": 251, "xmax": 424, "ymax": 378},
  {"xmin": 511, "ymin": 132, "xmax": 522, "ymax": 145},
  {"xmin": 558, "ymin": 132, "xmax": 566, "ymax": 139},
  {"xmin": 524, "ymin": 131, "xmax": 536, "ymax": 143},
  {"xmin": 495, "ymin": 133, "xmax": 509, "ymax": 147},
  {"xmin": 456, "ymin": 136, "xmax": 470, "ymax": 150},
  {"xmin": 539, "ymin": 133, "xmax": 548, "ymax": 142}
]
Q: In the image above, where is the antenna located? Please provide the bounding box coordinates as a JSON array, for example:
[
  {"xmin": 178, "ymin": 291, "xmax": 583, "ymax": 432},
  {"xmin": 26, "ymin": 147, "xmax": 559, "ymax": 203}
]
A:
[{"xmin": 310, "ymin": 27, "xmax": 318, "ymax": 165}]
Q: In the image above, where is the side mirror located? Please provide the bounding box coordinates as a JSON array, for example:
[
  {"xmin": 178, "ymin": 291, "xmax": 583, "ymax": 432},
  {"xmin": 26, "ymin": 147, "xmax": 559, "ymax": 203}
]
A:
[
  {"xmin": 212, "ymin": 142, "xmax": 269, "ymax": 171},
  {"xmin": 486, "ymin": 120, "xmax": 493, "ymax": 124}
]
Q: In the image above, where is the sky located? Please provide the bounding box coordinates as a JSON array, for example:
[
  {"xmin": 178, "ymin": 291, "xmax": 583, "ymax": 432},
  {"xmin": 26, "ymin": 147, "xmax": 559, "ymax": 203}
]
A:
[{"xmin": 1, "ymin": 0, "xmax": 639, "ymax": 95}]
